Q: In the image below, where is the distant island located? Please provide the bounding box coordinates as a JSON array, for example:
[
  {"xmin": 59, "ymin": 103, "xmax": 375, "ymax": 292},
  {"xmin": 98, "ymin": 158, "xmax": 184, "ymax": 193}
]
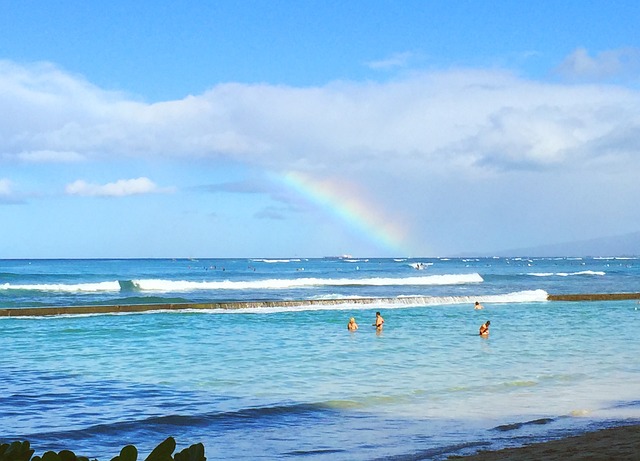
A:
[{"xmin": 477, "ymin": 231, "xmax": 640, "ymax": 257}]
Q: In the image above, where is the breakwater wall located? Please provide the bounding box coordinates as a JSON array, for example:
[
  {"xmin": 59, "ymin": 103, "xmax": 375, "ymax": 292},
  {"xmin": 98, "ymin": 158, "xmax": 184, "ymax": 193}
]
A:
[
  {"xmin": 2, "ymin": 292, "xmax": 640, "ymax": 317},
  {"xmin": 0, "ymin": 297, "xmax": 387, "ymax": 317},
  {"xmin": 547, "ymin": 293, "xmax": 640, "ymax": 301}
]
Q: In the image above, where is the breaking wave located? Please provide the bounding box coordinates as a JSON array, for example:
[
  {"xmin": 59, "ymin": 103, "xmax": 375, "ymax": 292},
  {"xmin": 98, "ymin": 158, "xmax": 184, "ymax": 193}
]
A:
[
  {"xmin": 0, "ymin": 289, "xmax": 549, "ymax": 317},
  {"xmin": 131, "ymin": 273, "xmax": 483, "ymax": 292},
  {"xmin": 251, "ymin": 258, "xmax": 302, "ymax": 263},
  {"xmin": 527, "ymin": 270, "xmax": 606, "ymax": 277},
  {"xmin": 0, "ymin": 281, "xmax": 121, "ymax": 292},
  {"xmin": 0, "ymin": 273, "xmax": 483, "ymax": 294}
]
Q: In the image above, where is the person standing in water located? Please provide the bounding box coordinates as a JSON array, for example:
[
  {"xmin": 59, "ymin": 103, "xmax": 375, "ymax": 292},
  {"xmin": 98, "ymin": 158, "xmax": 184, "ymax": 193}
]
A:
[
  {"xmin": 474, "ymin": 301, "xmax": 484, "ymax": 310},
  {"xmin": 373, "ymin": 311, "xmax": 384, "ymax": 331},
  {"xmin": 479, "ymin": 320, "xmax": 490, "ymax": 337},
  {"xmin": 347, "ymin": 317, "xmax": 358, "ymax": 331}
]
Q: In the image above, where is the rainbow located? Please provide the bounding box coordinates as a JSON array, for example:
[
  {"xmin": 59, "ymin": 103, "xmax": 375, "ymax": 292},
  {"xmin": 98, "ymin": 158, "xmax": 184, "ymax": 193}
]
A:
[{"xmin": 278, "ymin": 171, "xmax": 411, "ymax": 255}]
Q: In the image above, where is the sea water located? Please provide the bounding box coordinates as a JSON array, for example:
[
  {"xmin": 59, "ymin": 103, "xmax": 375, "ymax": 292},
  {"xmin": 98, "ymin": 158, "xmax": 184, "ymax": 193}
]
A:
[{"xmin": 1, "ymin": 257, "xmax": 640, "ymax": 460}]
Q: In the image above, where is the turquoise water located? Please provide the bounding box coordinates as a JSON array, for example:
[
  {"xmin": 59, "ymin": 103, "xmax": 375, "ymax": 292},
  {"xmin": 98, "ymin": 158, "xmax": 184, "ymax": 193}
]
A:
[{"xmin": 2, "ymin": 257, "xmax": 640, "ymax": 459}]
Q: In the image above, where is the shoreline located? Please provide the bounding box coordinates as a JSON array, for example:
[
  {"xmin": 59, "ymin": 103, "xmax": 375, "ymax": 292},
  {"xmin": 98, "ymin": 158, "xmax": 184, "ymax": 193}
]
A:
[{"xmin": 447, "ymin": 423, "xmax": 640, "ymax": 460}]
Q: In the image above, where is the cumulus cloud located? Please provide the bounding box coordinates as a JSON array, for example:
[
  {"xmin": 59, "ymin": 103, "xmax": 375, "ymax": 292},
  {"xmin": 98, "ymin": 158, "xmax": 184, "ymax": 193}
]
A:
[
  {"xmin": 65, "ymin": 177, "xmax": 170, "ymax": 197},
  {"xmin": 2, "ymin": 57, "xmax": 639, "ymax": 179},
  {"xmin": 3, "ymin": 56, "xmax": 640, "ymax": 254},
  {"xmin": 366, "ymin": 51, "xmax": 416, "ymax": 70},
  {"xmin": 556, "ymin": 47, "xmax": 640, "ymax": 81},
  {"xmin": 0, "ymin": 178, "xmax": 22, "ymax": 204},
  {"xmin": 0, "ymin": 178, "xmax": 12, "ymax": 197}
]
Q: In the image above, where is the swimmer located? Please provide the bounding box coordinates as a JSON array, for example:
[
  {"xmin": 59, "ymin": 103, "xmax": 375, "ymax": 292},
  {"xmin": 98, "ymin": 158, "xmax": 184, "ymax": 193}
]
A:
[
  {"xmin": 474, "ymin": 301, "xmax": 484, "ymax": 310},
  {"xmin": 347, "ymin": 317, "xmax": 358, "ymax": 331},
  {"xmin": 373, "ymin": 311, "xmax": 384, "ymax": 331},
  {"xmin": 479, "ymin": 320, "xmax": 490, "ymax": 337}
]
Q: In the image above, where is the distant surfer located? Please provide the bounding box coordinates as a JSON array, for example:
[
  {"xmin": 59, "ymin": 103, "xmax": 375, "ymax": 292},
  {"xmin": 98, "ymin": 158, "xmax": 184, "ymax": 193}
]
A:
[
  {"xmin": 474, "ymin": 301, "xmax": 484, "ymax": 310},
  {"xmin": 373, "ymin": 312, "xmax": 384, "ymax": 331},
  {"xmin": 347, "ymin": 317, "xmax": 358, "ymax": 331},
  {"xmin": 479, "ymin": 320, "xmax": 490, "ymax": 337}
]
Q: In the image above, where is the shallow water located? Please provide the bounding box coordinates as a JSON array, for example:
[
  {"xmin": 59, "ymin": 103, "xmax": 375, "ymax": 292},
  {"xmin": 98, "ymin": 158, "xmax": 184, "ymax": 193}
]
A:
[{"xmin": 2, "ymin": 257, "xmax": 640, "ymax": 459}]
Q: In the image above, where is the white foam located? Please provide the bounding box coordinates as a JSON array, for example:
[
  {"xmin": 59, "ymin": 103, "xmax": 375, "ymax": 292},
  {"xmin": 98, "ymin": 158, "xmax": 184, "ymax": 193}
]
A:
[
  {"xmin": 396, "ymin": 289, "xmax": 549, "ymax": 306},
  {"xmin": 132, "ymin": 273, "xmax": 484, "ymax": 292},
  {"xmin": 0, "ymin": 273, "xmax": 484, "ymax": 294},
  {"xmin": 0, "ymin": 281, "xmax": 121, "ymax": 292},
  {"xmin": 409, "ymin": 262, "xmax": 434, "ymax": 270},
  {"xmin": 0, "ymin": 288, "xmax": 550, "ymax": 318},
  {"xmin": 199, "ymin": 289, "xmax": 549, "ymax": 314},
  {"xmin": 528, "ymin": 271, "xmax": 605, "ymax": 277},
  {"xmin": 252, "ymin": 259, "xmax": 302, "ymax": 263}
]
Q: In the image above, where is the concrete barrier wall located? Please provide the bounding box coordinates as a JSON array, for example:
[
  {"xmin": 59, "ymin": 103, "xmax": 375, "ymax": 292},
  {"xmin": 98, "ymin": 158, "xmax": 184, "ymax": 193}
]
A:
[
  {"xmin": 2, "ymin": 292, "xmax": 639, "ymax": 317},
  {"xmin": 546, "ymin": 293, "xmax": 640, "ymax": 301}
]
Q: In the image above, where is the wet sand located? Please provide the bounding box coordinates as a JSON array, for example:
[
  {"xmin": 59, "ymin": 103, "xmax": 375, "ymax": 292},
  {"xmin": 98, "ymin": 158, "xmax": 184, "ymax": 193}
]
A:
[{"xmin": 448, "ymin": 424, "xmax": 640, "ymax": 460}]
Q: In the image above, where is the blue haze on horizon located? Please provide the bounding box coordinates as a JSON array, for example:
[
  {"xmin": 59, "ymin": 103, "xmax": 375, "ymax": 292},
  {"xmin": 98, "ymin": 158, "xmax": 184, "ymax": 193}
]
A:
[{"xmin": 1, "ymin": 1, "xmax": 639, "ymax": 258}]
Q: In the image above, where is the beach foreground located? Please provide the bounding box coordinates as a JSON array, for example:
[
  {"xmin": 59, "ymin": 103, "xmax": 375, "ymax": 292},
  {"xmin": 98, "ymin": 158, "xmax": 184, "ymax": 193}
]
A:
[{"xmin": 449, "ymin": 424, "xmax": 640, "ymax": 460}]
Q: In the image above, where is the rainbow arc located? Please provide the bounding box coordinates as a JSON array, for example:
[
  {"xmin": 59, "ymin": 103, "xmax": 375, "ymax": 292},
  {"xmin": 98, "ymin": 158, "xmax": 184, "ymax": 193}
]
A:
[{"xmin": 279, "ymin": 171, "xmax": 410, "ymax": 256}]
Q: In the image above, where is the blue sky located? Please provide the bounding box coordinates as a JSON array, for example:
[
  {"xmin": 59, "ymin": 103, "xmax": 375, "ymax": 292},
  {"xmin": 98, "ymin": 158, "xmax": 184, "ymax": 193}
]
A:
[{"xmin": 1, "ymin": 1, "xmax": 639, "ymax": 258}]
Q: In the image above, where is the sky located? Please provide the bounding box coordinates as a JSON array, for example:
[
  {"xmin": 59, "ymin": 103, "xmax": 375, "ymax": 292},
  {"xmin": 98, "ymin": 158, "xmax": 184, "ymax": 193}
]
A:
[{"xmin": 1, "ymin": 1, "xmax": 639, "ymax": 258}]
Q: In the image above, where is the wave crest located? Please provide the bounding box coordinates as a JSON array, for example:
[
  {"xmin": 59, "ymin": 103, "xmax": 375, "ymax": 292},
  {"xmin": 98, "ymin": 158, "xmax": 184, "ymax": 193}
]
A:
[
  {"xmin": 528, "ymin": 271, "xmax": 605, "ymax": 277},
  {"xmin": 0, "ymin": 281, "xmax": 120, "ymax": 292},
  {"xmin": 132, "ymin": 273, "xmax": 484, "ymax": 292}
]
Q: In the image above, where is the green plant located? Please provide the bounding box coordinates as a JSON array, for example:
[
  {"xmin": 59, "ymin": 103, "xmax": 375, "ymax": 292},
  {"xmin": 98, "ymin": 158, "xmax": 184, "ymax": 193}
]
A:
[
  {"xmin": 110, "ymin": 445, "xmax": 137, "ymax": 461},
  {"xmin": 143, "ymin": 437, "xmax": 175, "ymax": 461},
  {"xmin": 173, "ymin": 443, "xmax": 205, "ymax": 461},
  {"xmin": 0, "ymin": 441, "xmax": 35, "ymax": 461},
  {"xmin": 0, "ymin": 438, "xmax": 204, "ymax": 461},
  {"xmin": 31, "ymin": 449, "xmax": 91, "ymax": 461}
]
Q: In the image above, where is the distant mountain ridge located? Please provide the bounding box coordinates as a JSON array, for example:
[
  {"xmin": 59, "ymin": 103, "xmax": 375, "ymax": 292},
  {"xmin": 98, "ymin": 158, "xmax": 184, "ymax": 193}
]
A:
[{"xmin": 483, "ymin": 231, "xmax": 640, "ymax": 257}]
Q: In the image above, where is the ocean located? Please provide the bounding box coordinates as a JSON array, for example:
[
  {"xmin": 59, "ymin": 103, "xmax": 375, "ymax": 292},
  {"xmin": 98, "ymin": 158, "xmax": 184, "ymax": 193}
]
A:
[{"xmin": 1, "ymin": 257, "xmax": 640, "ymax": 460}]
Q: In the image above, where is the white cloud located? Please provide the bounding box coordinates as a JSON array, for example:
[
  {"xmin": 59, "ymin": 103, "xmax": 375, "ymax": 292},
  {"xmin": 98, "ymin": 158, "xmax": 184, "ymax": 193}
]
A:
[
  {"xmin": 3, "ymin": 58, "xmax": 640, "ymax": 253},
  {"xmin": 0, "ymin": 178, "xmax": 22, "ymax": 204},
  {"xmin": 0, "ymin": 178, "xmax": 12, "ymax": 196},
  {"xmin": 556, "ymin": 47, "xmax": 640, "ymax": 81},
  {"xmin": 1, "ymin": 59, "xmax": 638, "ymax": 179},
  {"xmin": 65, "ymin": 177, "xmax": 170, "ymax": 197},
  {"xmin": 366, "ymin": 51, "xmax": 415, "ymax": 70}
]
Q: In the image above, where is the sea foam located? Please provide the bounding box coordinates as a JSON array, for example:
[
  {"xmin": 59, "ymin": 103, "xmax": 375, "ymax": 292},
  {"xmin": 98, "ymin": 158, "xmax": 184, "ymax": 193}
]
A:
[
  {"xmin": 0, "ymin": 281, "xmax": 121, "ymax": 292},
  {"xmin": 131, "ymin": 273, "xmax": 484, "ymax": 292}
]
